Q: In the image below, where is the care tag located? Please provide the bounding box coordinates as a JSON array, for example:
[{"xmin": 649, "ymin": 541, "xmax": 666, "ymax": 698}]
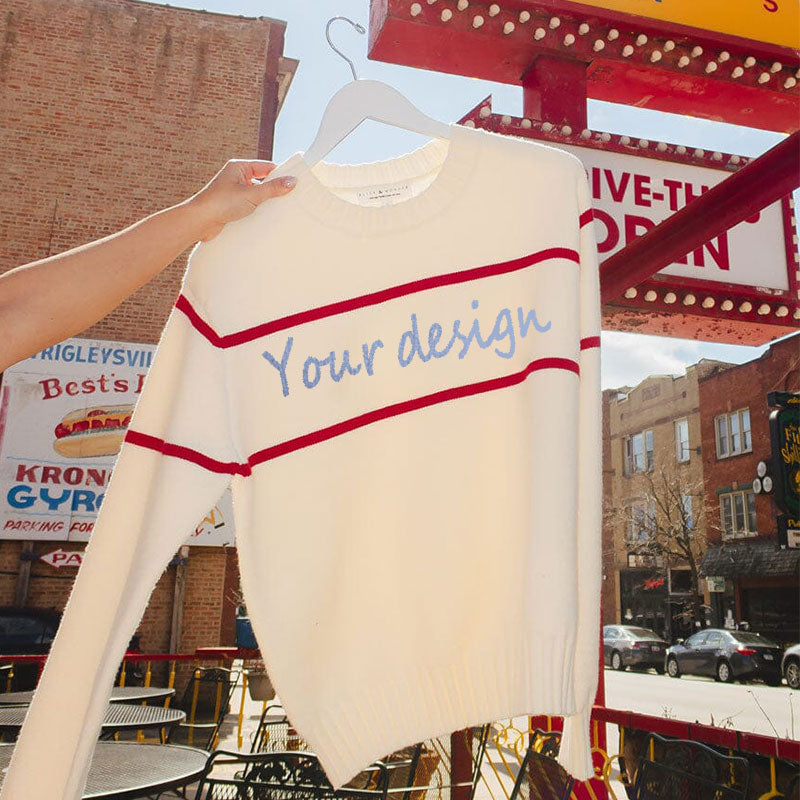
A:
[{"xmin": 355, "ymin": 182, "xmax": 414, "ymax": 207}]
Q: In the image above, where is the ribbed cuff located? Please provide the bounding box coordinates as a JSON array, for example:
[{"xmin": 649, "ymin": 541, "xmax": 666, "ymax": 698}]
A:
[
  {"xmin": 280, "ymin": 631, "xmax": 579, "ymax": 789},
  {"xmin": 559, "ymin": 705, "xmax": 595, "ymax": 783}
]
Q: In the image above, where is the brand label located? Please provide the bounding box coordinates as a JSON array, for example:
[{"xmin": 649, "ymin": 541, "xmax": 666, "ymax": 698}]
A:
[{"xmin": 356, "ymin": 182, "xmax": 414, "ymax": 206}]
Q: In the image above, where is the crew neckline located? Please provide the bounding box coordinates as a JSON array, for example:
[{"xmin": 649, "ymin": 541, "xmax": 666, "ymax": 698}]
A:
[{"xmin": 279, "ymin": 122, "xmax": 484, "ymax": 237}]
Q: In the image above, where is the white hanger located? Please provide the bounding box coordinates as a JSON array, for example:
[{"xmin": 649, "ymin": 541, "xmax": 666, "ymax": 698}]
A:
[{"xmin": 302, "ymin": 16, "xmax": 452, "ymax": 168}]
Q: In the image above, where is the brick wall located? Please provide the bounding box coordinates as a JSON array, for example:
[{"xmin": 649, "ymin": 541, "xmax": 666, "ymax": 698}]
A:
[
  {"xmin": 0, "ymin": 0, "xmax": 285, "ymax": 342},
  {"xmin": 699, "ymin": 333, "xmax": 800, "ymax": 544},
  {"xmin": 0, "ymin": 539, "xmax": 174, "ymax": 650},
  {"xmin": 220, "ymin": 548, "xmax": 240, "ymax": 647},
  {"xmin": 0, "ymin": 0, "xmax": 288, "ymax": 654}
]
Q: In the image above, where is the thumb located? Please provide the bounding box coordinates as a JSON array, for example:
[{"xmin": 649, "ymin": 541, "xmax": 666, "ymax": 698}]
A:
[{"xmin": 248, "ymin": 175, "xmax": 297, "ymax": 205}]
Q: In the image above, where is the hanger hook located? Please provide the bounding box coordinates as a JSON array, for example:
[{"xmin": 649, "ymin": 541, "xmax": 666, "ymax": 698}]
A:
[{"xmin": 325, "ymin": 16, "xmax": 365, "ymax": 82}]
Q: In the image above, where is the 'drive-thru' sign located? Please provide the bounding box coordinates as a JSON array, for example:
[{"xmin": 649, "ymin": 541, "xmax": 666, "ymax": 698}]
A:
[
  {"xmin": 559, "ymin": 143, "xmax": 790, "ymax": 293},
  {"xmin": 0, "ymin": 337, "xmax": 235, "ymax": 546}
]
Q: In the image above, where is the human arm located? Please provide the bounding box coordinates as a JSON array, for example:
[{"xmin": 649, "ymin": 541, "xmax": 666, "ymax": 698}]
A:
[
  {"xmin": 0, "ymin": 159, "xmax": 295, "ymax": 371},
  {"xmin": 0, "ymin": 241, "xmax": 240, "ymax": 800}
]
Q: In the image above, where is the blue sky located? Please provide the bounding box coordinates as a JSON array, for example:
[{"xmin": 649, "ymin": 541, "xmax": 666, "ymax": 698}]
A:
[{"xmin": 151, "ymin": 0, "xmax": 794, "ymax": 389}]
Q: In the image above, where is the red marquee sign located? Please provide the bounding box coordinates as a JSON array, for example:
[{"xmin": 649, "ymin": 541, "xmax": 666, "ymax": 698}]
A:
[
  {"xmin": 369, "ymin": 1, "xmax": 799, "ymax": 132},
  {"xmin": 460, "ymin": 98, "xmax": 798, "ymax": 344}
]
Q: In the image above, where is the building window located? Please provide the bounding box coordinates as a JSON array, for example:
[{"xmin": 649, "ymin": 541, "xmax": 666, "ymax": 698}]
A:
[
  {"xmin": 627, "ymin": 501, "xmax": 656, "ymax": 544},
  {"xmin": 675, "ymin": 419, "xmax": 690, "ymax": 463},
  {"xmin": 715, "ymin": 409, "xmax": 751, "ymax": 458},
  {"xmin": 681, "ymin": 494, "xmax": 694, "ymax": 532},
  {"xmin": 719, "ymin": 490, "xmax": 757, "ymax": 538},
  {"xmin": 624, "ymin": 430, "xmax": 654, "ymax": 475}
]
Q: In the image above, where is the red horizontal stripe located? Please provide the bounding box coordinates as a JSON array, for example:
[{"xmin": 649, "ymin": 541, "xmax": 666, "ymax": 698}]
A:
[
  {"xmin": 124, "ymin": 356, "xmax": 580, "ymax": 476},
  {"xmin": 177, "ymin": 246, "xmax": 580, "ymax": 349},
  {"xmin": 247, "ymin": 356, "xmax": 578, "ymax": 469},
  {"xmin": 580, "ymin": 335, "xmax": 601, "ymax": 350},
  {"xmin": 579, "ymin": 209, "xmax": 594, "ymax": 228},
  {"xmin": 124, "ymin": 430, "xmax": 250, "ymax": 476}
]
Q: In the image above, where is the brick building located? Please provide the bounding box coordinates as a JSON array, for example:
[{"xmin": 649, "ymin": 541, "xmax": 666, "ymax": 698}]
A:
[
  {"xmin": 602, "ymin": 360, "xmax": 731, "ymax": 642},
  {"xmin": 698, "ymin": 334, "xmax": 800, "ymax": 645},
  {"xmin": 0, "ymin": 0, "xmax": 297, "ymax": 654}
]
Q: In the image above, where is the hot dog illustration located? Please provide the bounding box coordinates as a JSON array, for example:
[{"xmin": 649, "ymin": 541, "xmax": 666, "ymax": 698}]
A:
[{"xmin": 53, "ymin": 405, "xmax": 134, "ymax": 458}]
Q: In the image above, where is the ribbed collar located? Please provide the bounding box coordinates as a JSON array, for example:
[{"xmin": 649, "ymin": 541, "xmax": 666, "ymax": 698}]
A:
[{"xmin": 279, "ymin": 122, "xmax": 485, "ymax": 237}]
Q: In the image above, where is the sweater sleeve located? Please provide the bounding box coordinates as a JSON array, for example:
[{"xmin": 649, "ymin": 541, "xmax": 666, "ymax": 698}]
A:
[
  {"xmin": 558, "ymin": 166, "xmax": 603, "ymax": 783},
  {"xmin": 0, "ymin": 251, "xmax": 238, "ymax": 800}
]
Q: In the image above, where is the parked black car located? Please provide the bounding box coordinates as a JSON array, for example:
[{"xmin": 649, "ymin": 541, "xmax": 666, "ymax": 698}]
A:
[
  {"xmin": 665, "ymin": 628, "xmax": 784, "ymax": 685},
  {"xmin": 603, "ymin": 625, "xmax": 667, "ymax": 673},
  {"xmin": 0, "ymin": 606, "xmax": 60, "ymax": 655},
  {"xmin": 0, "ymin": 606, "xmax": 61, "ymax": 691}
]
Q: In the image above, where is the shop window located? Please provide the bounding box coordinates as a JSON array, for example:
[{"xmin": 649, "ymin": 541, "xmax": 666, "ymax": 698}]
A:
[
  {"xmin": 719, "ymin": 490, "xmax": 757, "ymax": 538},
  {"xmin": 714, "ymin": 409, "xmax": 751, "ymax": 458},
  {"xmin": 675, "ymin": 418, "xmax": 690, "ymax": 462},
  {"xmin": 669, "ymin": 568, "xmax": 692, "ymax": 594},
  {"xmin": 624, "ymin": 429, "xmax": 654, "ymax": 475}
]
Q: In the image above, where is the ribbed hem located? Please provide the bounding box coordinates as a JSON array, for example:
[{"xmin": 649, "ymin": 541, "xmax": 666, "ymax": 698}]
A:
[
  {"xmin": 278, "ymin": 630, "xmax": 579, "ymax": 789},
  {"xmin": 274, "ymin": 122, "xmax": 485, "ymax": 237}
]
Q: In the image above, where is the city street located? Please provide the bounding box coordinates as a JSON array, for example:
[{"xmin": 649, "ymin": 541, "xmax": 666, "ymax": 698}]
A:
[{"xmin": 604, "ymin": 666, "xmax": 799, "ymax": 740}]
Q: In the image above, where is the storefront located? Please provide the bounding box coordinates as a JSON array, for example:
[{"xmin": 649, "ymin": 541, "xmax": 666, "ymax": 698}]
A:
[
  {"xmin": 701, "ymin": 540, "xmax": 800, "ymax": 646},
  {"xmin": 619, "ymin": 569, "xmax": 667, "ymax": 639},
  {"xmin": 619, "ymin": 567, "xmax": 703, "ymax": 643}
]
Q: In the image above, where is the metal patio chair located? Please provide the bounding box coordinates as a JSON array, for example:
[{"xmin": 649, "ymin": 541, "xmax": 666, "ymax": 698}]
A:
[
  {"xmin": 251, "ymin": 702, "xmax": 308, "ymax": 753},
  {"xmin": 195, "ymin": 749, "xmax": 391, "ymax": 800},
  {"xmin": 508, "ymin": 729, "xmax": 574, "ymax": 800},
  {"xmin": 166, "ymin": 666, "xmax": 240, "ymax": 750},
  {"xmin": 249, "ymin": 712, "xmax": 490, "ymax": 800},
  {"xmin": 377, "ymin": 724, "xmax": 490, "ymax": 800},
  {"xmin": 631, "ymin": 733, "xmax": 749, "ymax": 800}
]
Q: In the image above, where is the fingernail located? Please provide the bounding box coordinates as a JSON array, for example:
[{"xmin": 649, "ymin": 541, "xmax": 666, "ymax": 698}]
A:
[{"xmin": 281, "ymin": 176, "xmax": 297, "ymax": 188}]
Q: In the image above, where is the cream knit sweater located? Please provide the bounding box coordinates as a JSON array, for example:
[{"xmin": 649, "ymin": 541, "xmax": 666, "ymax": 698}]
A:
[{"xmin": 2, "ymin": 122, "xmax": 602, "ymax": 798}]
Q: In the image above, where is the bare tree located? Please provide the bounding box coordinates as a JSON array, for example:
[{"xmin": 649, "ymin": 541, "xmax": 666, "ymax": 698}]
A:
[{"xmin": 606, "ymin": 467, "xmax": 710, "ymax": 632}]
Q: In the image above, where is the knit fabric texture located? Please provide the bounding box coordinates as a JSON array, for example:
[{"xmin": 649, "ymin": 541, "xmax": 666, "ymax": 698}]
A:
[{"xmin": 1, "ymin": 121, "xmax": 602, "ymax": 799}]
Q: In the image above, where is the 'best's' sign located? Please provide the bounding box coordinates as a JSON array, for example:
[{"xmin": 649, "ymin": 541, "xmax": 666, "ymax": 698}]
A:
[{"xmin": 0, "ymin": 336, "xmax": 235, "ymax": 546}]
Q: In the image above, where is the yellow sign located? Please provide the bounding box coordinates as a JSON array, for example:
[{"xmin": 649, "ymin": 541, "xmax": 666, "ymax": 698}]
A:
[{"xmin": 576, "ymin": 0, "xmax": 799, "ymax": 50}]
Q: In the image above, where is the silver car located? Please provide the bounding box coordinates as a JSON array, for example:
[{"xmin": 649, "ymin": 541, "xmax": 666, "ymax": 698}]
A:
[
  {"xmin": 603, "ymin": 625, "xmax": 667, "ymax": 673},
  {"xmin": 782, "ymin": 643, "xmax": 800, "ymax": 689}
]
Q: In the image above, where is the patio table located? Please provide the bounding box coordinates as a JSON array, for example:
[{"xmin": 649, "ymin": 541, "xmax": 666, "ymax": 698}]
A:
[
  {"xmin": 0, "ymin": 685, "xmax": 175, "ymax": 706},
  {"xmin": 0, "ymin": 741, "xmax": 208, "ymax": 799},
  {"xmin": 0, "ymin": 702, "xmax": 185, "ymax": 736}
]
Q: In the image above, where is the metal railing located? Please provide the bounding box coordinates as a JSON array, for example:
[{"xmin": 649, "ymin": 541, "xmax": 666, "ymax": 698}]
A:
[
  {"xmin": 0, "ymin": 651, "xmax": 797, "ymax": 799},
  {"xmin": 0, "ymin": 647, "xmax": 263, "ymax": 749}
]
